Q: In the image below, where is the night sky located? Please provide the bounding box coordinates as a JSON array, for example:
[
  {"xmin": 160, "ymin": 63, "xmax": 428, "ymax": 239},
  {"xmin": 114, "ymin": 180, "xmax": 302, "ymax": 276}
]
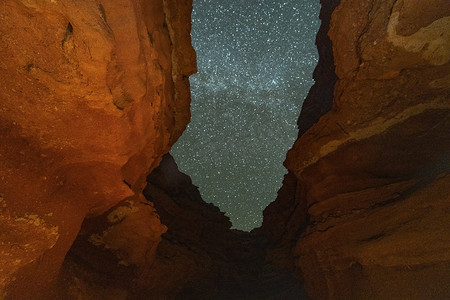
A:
[{"xmin": 171, "ymin": 0, "xmax": 321, "ymax": 231}]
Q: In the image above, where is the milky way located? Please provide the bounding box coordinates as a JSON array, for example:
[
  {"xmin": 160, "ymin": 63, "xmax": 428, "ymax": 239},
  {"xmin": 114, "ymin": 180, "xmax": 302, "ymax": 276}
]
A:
[{"xmin": 171, "ymin": 0, "xmax": 321, "ymax": 231}]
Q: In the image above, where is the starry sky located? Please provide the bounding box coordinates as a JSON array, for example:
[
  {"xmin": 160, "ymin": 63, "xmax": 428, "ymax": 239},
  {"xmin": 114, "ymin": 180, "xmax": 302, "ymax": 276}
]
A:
[{"xmin": 171, "ymin": 0, "xmax": 321, "ymax": 231}]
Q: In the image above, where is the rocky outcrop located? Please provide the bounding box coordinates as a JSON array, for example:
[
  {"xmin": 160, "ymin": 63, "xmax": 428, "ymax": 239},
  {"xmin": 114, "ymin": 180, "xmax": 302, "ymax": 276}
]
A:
[
  {"xmin": 0, "ymin": 0, "xmax": 195, "ymax": 298},
  {"xmin": 59, "ymin": 153, "xmax": 236, "ymax": 299},
  {"xmin": 263, "ymin": 0, "xmax": 450, "ymax": 299},
  {"xmin": 262, "ymin": 0, "xmax": 340, "ymax": 270},
  {"xmin": 296, "ymin": 0, "xmax": 340, "ymax": 138},
  {"xmin": 143, "ymin": 154, "xmax": 308, "ymax": 299},
  {"xmin": 2, "ymin": 0, "xmax": 449, "ymax": 298},
  {"xmin": 61, "ymin": 154, "xmax": 307, "ymax": 299}
]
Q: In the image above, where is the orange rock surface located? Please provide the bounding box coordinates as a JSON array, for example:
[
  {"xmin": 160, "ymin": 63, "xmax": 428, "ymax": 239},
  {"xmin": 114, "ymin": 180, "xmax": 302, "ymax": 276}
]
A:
[
  {"xmin": 1, "ymin": 0, "xmax": 449, "ymax": 299},
  {"xmin": 0, "ymin": 0, "xmax": 195, "ymax": 298},
  {"xmin": 264, "ymin": 0, "xmax": 450, "ymax": 298}
]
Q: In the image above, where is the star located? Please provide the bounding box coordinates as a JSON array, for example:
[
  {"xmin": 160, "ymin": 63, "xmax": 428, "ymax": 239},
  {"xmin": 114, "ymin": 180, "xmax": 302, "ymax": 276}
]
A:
[{"xmin": 171, "ymin": 0, "xmax": 321, "ymax": 231}]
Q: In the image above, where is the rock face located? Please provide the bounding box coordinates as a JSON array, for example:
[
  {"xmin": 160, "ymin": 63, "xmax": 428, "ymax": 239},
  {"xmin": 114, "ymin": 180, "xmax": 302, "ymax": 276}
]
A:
[
  {"xmin": 143, "ymin": 154, "xmax": 307, "ymax": 299},
  {"xmin": 1, "ymin": 0, "xmax": 450, "ymax": 299},
  {"xmin": 263, "ymin": 0, "xmax": 450, "ymax": 299},
  {"xmin": 61, "ymin": 154, "xmax": 307, "ymax": 299},
  {"xmin": 0, "ymin": 0, "xmax": 195, "ymax": 298}
]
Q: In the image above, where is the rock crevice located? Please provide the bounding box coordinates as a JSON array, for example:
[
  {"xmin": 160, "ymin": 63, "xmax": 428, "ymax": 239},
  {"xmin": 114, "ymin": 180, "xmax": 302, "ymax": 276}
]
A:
[{"xmin": 1, "ymin": 0, "xmax": 449, "ymax": 299}]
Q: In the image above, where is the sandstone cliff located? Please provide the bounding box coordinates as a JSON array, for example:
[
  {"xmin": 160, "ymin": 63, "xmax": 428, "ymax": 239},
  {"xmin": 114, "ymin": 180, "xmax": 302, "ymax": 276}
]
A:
[
  {"xmin": 1, "ymin": 0, "xmax": 449, "ymax": 299},
  {"xmin": 263, "ymin": 0, "xmax": 450, "ymax": 299},
  {"xmin": 0, "ymin": 0, "xmax": 195, "ymax": 298}
]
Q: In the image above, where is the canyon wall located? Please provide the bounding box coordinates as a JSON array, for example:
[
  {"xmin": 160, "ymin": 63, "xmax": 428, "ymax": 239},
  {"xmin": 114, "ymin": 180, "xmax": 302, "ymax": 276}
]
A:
[
  {"xmin": 263, "ymin": 0, "xmax": 450, "ymax": 299},
  {"xmin": 0, "ymin": 0, "xmax": 195, "ymax": 298},
  {"xmin": 61, "ymin": 153, "xmax": 307, "ymax": 299},
  {"xmin": 1, "ymin": 0, "xmax": 449, "ymax": 299}
]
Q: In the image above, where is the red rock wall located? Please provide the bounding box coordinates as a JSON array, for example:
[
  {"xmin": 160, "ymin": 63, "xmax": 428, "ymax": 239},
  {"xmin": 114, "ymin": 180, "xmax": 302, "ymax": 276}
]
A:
[
  {"xmin": 59, "ymin": 154, "xmax": 236, "ymax": 299},
  {"xmin": 0, "ymin": 0, "xmax": 195, "ymax": 298},
  {"xmin": 263, "ymin": 0, "xmax": 450, "ymax": 299},
  {"xmin": 2, "ymin": 0, "xmax": 449, "ymax": 298},
  {"xmin": 60, "ymin": 154, "xmax": 307, "ymax": 299},
  {"xmin": 262, "ymin": 0, "xmax": 340, "ymax": 270}
]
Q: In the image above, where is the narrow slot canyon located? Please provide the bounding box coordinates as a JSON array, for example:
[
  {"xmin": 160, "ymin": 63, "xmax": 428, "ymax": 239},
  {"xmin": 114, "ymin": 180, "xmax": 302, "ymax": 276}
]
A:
[{"xmin": 0, "ymin": 0, "xmax": 449, "ymax": 300}]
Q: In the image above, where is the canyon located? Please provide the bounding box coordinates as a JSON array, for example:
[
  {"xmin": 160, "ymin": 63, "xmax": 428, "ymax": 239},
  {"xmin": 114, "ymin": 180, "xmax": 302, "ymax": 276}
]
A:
[{"xmin": 0, "ymin": 0, "xmax": 449, "ymax": 299}]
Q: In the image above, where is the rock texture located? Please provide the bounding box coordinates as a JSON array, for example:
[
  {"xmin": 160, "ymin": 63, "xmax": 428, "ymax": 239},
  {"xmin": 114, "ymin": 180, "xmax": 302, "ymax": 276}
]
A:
[
  {"xmin": 0, "ymin": 0, "xmax": 195, "ymax": 298},
  {"xmin": 263, "ymin": 0, "xmax": 450, "ymax": 299},
  {"xmin": 262, "ymin": 0, "xmax": 341, "ymax": 270},
  {"xmin": 2, "ymin": 0, "xmax": 450, "ymax": 299},
  {"xmin": 61, "ymin": 154, "xmax": 307, "ymax": 299}
]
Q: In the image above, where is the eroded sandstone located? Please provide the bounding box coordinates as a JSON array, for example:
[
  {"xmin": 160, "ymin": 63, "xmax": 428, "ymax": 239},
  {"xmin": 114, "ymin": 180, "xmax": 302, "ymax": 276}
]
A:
[
  {"xmin": 0, "ymin": 0, "xmax": 194, "ymax": 298},
  {"xmin": 263, "ymin": 0, "xmax": 450, "ymax": 298},
  {"xmin": 1, "ymin": 0, "xmax": 449, "ymax": 298},
  {"xmin": 61, "ymin": 154, "xmax": 307, "ymax": 299}
]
